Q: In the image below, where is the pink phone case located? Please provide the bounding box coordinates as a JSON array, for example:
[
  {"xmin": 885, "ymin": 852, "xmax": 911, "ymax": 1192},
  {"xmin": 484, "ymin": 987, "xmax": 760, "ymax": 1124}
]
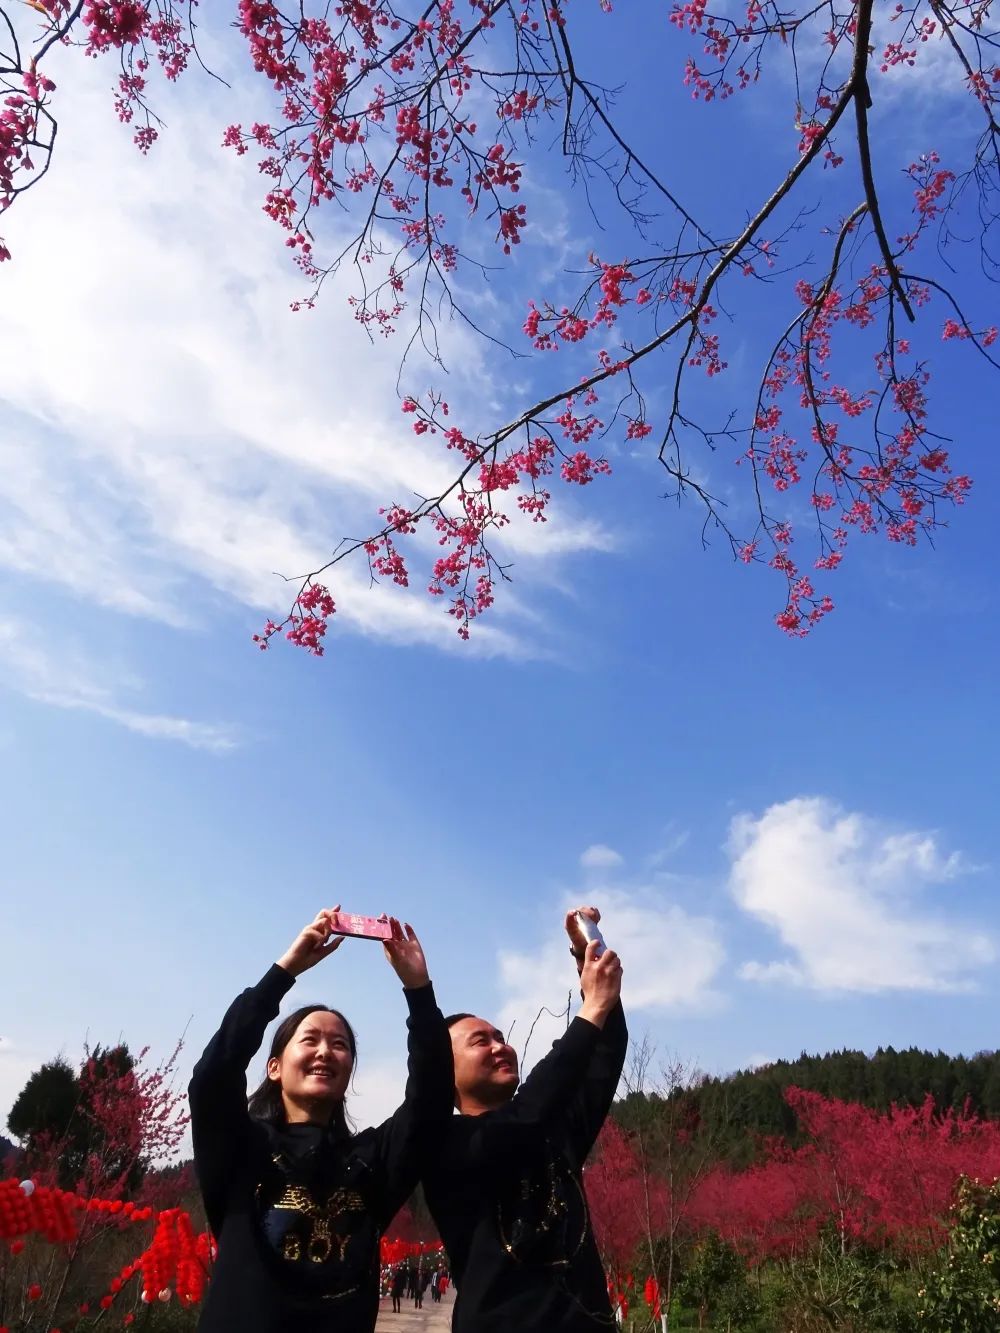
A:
[{"xmin": 328, "ymin": 912, "xmax": 394, "ymax": 941}]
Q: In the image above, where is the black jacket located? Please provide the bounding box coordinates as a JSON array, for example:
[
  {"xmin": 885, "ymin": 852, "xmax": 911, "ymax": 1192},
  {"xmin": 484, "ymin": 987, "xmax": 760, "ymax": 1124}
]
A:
[
  {"xmin": 189, "ymin": 964, "xmax": 452, "ymax": 1333},
  {"xmin": 424, "ymin": 1003, "xmax": 628, "ymax": 1333}
]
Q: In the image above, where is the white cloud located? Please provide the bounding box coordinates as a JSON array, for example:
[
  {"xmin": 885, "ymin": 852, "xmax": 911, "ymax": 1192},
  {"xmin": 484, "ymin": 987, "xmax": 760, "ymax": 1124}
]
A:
[
  {"xmin": 873, "ymin": 831, "xmax": 969, "ymax": 884},
  {"xmin": 498, "ymin": 856, "xmax": 726, "ymax": 1070},
  {"xmin": 0, "ymin": 49, "xmax": 615, "ymax": 669},
  {"xmin": 773, "ymin": 0, "xmax": 977, "ymax": 109},
  {"xmin": 729, "ymin": 796, "xmax": 994, "ymax": 994},
  {"xmin": 580, "ymin": 844, "xmax": 624, "ymax": 870},
  {"xmin": 644, "ymin": 825, "xmax": 690, "ymax": 868},
  {"xmin": 870, "ymin": 20, "xmax": 977, "ymax": 104},
  {"xmin": 738, "ymin": 959, "xmax": 807, "ymax": 986},
  {"xmin": 0, "ymin": 616, "xmax": 237, "ymax": 751}
]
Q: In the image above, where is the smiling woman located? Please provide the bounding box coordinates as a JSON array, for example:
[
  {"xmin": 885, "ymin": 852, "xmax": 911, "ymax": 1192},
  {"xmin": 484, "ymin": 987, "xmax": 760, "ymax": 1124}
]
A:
[
  {"xmin": 247, "ymin": 1005, "xmax": 358, "ymax": 1131},
  {"xmin": 187, "ymin": 907, "xmax": 454, "ymax": 1333}
]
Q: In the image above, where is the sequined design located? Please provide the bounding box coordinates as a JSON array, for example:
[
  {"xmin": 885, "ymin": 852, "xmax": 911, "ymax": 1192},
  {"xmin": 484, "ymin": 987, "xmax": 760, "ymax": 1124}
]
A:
[
  {"xmin": 256, "ymin": 1150, "xmax": 372, "ymax": 1300},
  {"xmin": 496, "ymin": 1146, "xmax": 588, "ymax": 1268},
  {"xmin": 270, "ymin": 1182, "xmax": 366, "ymax": 1264}
]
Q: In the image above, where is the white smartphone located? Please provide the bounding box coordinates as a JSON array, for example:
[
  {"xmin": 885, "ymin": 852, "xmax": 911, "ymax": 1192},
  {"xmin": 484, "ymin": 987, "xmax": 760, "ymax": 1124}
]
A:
[{"xmin": 575, "ymin": 912, "xmax": 607, "ymax": 957}]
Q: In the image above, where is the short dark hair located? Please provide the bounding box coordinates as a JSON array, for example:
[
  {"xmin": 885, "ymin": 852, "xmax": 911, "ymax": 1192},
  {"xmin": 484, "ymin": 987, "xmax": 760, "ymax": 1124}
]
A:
[
  {"xmin": 247, "ymin": 1004, "xmax": 357, "ymax": 1134},
  {"xmin": 444, "ymin": 1013, "xmax": 475, "ymax": 1029}
]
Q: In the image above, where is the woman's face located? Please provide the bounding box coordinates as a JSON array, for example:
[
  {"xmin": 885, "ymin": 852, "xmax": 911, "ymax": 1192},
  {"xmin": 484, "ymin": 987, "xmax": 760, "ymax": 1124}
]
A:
[{"xmin": 268, "ymin": 1010, "xmax": 354, "ymax": 1115}]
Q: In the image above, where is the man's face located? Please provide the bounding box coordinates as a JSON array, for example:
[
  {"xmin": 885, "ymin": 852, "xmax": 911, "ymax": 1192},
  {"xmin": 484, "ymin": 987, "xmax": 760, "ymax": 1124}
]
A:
[{"xmin": 450, "ymin": 1016, "xmax": 519, "ymax": 1108}]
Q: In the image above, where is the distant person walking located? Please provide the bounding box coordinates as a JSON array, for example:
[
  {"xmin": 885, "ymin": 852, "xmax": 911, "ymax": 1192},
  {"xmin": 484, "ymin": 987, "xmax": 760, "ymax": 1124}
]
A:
[{"xmin": 390, "ymin": 1265, "xmax": 406, "ymax": 1314}]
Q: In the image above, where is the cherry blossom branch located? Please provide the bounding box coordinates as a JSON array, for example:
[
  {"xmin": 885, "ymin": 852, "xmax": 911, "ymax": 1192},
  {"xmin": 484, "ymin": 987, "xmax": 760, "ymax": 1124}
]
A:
[
  {"xmin": 548, "ymin": 14, "xmax": 715, "ymax": 246},
  {"xmin": 33, "ymin": 0, "xmax": 84, "ymax": 64},
  {"xmin": 851, "ymin": 0, "xmax": 915, "ymax": 321},
  {"xmin": 1, "ymin": 0, "xmax": 996, "ymax": 646},
  {"xmin": 907, "ymin": 272, "xmax": 1000, "ymax": 368}
]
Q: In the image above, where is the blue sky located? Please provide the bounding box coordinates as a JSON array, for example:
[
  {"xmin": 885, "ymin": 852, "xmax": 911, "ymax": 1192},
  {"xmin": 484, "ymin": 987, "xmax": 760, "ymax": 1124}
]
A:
[{"xmin": 1, "ymin": 4, "xmax": 998, "ymax": 1139}]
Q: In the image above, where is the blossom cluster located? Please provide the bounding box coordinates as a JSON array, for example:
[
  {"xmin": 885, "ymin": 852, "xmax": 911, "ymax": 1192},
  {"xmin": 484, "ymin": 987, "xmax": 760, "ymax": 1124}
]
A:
[
  {"xmin": 255, "ymin": 387, "xmax": 611, "ymax": 647},
  {"xmin": 2, "ymin": 0, "xmax": 996, "ymax": 647}
]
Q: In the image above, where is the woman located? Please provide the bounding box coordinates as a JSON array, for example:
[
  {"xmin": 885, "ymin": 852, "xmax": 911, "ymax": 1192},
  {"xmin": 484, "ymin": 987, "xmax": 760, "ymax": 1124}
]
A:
[{"xmin": 189, "ymin": 907, "xmax": 452, "ymax": 1333}]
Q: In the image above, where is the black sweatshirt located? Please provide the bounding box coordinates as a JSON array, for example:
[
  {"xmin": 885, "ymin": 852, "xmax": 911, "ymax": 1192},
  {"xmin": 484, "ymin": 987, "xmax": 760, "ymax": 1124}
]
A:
[
  {"xmin": 423, "ymin": 1002, "xmax": 628, "ymax": 1333},
  {"xmin": 189, "ymin": 964, "xmax": 452, "ymax": 1333}
]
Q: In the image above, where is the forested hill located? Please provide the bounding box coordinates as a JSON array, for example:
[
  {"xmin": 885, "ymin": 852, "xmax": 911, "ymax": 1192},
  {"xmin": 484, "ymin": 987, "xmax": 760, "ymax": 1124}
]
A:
[{"xmin": 615, "ymin": 1046, "xmax": 1000, "ymax": 1156}]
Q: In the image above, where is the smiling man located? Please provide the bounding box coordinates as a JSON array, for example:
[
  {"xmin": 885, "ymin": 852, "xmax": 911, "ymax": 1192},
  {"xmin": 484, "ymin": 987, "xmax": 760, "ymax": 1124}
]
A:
[{"xmin": 423, "ymin": 908, "xmax": 627, "ymax": 1333}]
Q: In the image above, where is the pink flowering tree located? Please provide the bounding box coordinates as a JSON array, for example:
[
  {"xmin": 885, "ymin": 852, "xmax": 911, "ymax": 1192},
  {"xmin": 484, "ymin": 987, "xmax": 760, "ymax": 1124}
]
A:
[
  {"xmin": 687, "ymin": 1088, "xmax": 1000, "ymax": 1261},
  {"xmin": 8, "ymin": 1040, "xmax": 189, "ymax": 1200},
  {"xmin": 1, "ymin": 0, "xmax": 997, "ymax": 646},
  {"xmin": 3, "ymin": 1040, "xmax": 193, "ymax": 1329}
]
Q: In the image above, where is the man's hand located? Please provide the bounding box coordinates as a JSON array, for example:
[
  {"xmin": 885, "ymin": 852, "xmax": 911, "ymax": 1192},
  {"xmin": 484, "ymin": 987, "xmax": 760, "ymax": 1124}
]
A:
[
  {"xmin": 277, "ymin": 907, "xmax": 345, "ymax": 978},
  {"xmin": 382, "ymin": 918, "xmax": 431, "ymax": 989},
  {"xmin": 579, "ymin": 940, "xmax": 622, "ymax": 1029}
]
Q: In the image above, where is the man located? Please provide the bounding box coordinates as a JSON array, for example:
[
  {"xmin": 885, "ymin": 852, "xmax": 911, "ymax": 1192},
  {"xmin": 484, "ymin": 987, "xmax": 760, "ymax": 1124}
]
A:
[
  {"xmin": 390, "ymin": 1264, "xmax": 406, "ymax": 1313},
  {"xmin": 423, "ymin": 907, "xmax": 627, "ymax": 1333}
]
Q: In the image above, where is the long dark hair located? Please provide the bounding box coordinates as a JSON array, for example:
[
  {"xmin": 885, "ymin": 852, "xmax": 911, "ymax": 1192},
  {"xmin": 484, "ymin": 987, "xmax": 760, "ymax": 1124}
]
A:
[{"xmin": 247, "ymin": 1004, "xmax": 358, "ymax": 1136}]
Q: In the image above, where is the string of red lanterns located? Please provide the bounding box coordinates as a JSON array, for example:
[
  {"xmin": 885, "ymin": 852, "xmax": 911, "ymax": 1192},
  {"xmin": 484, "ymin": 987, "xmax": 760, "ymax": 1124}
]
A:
[
  {"xmin": 0, "ymin": 1183, "xmax": 655, "ymax": 1331},
  {"xmin": 379, "ymin": 1236, "xmax": 444, "ymax": 1265},
  {"xmin": 3, "ymin": 1177, "xmax": 446, "ymax": 1321},
  {"xmin": 1, "ymin": 1177, "xmax": 215, "ymax": 1319}
]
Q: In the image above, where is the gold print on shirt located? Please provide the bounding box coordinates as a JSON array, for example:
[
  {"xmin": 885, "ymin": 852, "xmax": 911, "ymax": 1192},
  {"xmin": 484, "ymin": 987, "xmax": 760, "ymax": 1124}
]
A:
[
  {"xmin": 270, "ymin": 1182, "xmax": 366, "ymax": 1265},
  {"xmin": 497, "ymin": 1152, "xmax": 586, "ymax": 1268}
]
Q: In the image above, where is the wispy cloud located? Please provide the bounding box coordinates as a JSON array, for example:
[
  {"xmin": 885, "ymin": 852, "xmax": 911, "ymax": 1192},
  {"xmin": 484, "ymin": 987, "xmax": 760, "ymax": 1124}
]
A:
[
  {"xmin": 0, "ymin": 617, "xmax": 237, "ymax": 752},
  {"xmin": 0, "ymin": 51, "xmax": 615, "ymax": 666},
  {"xmin": 729, "ymin": 796, "xmax": 994, "ymax": 993},
  {"xmin": 498, "ymin": 846, "xmax": 726, "ymax": 1068},
  {"xmin": 579, "ymin": 844, "xmax": 624, "ymax": 871}
]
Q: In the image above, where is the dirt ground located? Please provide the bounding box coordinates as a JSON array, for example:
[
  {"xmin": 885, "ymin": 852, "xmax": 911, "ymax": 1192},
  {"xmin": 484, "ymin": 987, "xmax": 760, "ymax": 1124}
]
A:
[{"xmin": 376, "ymin": 1289, "xmax": 455, "ymax": 1332}]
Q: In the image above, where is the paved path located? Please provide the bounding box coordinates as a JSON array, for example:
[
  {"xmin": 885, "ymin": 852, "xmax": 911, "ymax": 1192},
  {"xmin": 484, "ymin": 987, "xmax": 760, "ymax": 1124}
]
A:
[{"xmin": 376, "ymin": 1290, "xmax": 455, "ymax": 1332}]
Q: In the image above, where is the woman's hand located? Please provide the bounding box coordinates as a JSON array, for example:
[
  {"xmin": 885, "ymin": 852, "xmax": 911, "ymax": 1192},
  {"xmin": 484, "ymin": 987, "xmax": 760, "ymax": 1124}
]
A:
[
  {"xmin": 277, "ymin": 907, "xmax": 345, "ymax": 978},
  {"xmin": 382, "ymin": 918, "xmax": 430, "ymax": 989}
]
